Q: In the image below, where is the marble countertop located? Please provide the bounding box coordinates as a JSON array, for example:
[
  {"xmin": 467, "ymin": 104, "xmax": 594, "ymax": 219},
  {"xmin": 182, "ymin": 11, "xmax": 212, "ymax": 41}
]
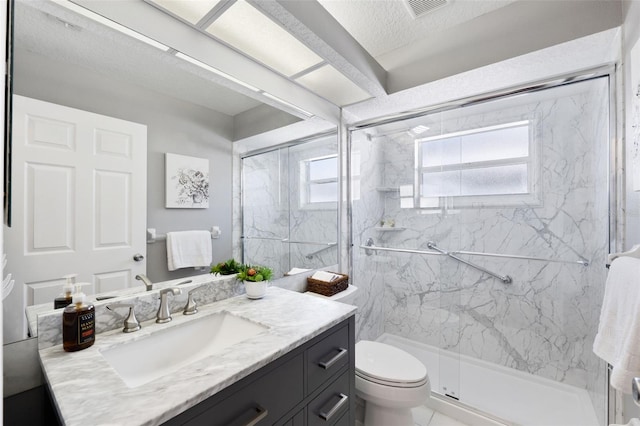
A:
[{"xmin": 39, "ymin": 287, "xmax": 356, "ymax": 426}]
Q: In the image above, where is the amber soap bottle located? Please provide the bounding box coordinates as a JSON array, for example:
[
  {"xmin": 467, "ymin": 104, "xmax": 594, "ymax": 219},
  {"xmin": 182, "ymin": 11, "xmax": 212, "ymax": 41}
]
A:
[{"xmin": 62, "ymin": 286, "xmax": 95, "ymax": 352}]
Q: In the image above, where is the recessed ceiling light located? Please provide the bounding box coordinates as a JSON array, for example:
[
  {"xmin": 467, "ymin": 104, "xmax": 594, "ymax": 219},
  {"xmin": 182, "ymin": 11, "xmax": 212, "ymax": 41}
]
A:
[
  {"xmin": 53, "ymin": 0, "xmax": 171, "ymax": 51},
  {"xmin": 410, "ymin": 125, "xmax": 430, "ymax": 135},
  {"xmin": 147, "ymin": 0, "xmax": 222, "ymax": 25},
  {"xmin": 175, "ymin": 52, "xmax": 261, "ymax": 92}
]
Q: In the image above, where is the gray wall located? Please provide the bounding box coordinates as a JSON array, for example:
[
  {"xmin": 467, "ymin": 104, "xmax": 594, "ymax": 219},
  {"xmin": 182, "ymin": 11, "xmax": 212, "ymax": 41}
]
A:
[{"xmin": 13, "ymin": 50, "xmax": 235, "ymax": 283}]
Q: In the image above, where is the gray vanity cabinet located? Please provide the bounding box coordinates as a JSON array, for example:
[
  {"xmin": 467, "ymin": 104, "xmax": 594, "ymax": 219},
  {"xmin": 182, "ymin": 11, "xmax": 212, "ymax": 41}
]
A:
[{"xmin": 163, "ymin": 315, "xmax": 355, "ymax": 426}]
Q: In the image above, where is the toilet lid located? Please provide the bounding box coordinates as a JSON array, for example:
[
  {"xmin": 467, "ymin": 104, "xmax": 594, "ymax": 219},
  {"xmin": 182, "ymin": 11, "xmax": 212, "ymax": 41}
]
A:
[{"xmin": 355, "ymin": 340, "xmax": 427, "ymax": 386}]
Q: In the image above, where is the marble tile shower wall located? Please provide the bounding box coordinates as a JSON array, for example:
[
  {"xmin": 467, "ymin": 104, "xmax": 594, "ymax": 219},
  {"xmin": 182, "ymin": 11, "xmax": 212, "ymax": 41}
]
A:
[{"xmin": 351, "ymin": 80, "xmax": 609, "ymax": 415}]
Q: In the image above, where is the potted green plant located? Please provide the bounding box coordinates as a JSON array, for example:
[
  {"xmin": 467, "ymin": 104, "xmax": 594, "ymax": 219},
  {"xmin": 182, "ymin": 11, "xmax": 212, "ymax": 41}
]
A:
[
  {"xmin": 237, "ymin": 264, "xmax": 273, "ymax": 299},
  {"xmin": 210, "ymin": 259, "xmax": 241, "ymax": 276}
]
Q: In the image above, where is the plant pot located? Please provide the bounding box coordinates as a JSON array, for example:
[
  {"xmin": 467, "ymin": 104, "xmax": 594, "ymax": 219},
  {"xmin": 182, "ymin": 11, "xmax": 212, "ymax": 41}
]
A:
[{"xmin": 244, "ymin": 280, "xmax": 268, "ymax": 299}]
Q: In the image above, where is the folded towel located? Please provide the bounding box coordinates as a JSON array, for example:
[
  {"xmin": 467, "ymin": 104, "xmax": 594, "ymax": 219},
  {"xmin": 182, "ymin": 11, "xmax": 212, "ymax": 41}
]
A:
[
  {"xmin": 311, "ymin": 271, "xmax": 341, "ymax": 282},
  {"xmin": 593, "ymin": 257, "xmax": 640, "ymax": 393},
  {"xmin": 166, "ymin": 231, "xmax": 212, "ymax": 271}
]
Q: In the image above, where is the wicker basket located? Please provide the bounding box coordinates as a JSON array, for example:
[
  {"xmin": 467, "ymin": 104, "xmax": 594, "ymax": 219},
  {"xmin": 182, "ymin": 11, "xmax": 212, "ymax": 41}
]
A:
[{"xmin": 307, "ymin": 272, "xmax": 349, "ymax": 297}]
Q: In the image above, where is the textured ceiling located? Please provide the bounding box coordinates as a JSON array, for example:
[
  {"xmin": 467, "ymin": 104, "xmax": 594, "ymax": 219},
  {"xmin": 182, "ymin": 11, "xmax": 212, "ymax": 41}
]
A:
[
  {"xmin": 317, "ymin": 0, "xmax": 518, "ymax": 62},
  {"xmin": 14, "ymin": 1, "xmax": 263, "ymax": 117}
]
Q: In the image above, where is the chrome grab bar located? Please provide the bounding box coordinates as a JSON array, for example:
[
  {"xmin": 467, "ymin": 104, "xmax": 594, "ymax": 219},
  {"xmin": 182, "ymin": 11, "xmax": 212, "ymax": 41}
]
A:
[
  {"xmin": 453, "ymin": 250, "xmax": 589, "ymax": 266},
  {"xmin": 427, "ymin": 241, "xmax": 512, "ymax": 284},
  {"xmin": 361, "ymin": 238, "xmax": 511, "ymax": 284},
  {"xmin": 306, "ymin": 243, "xmax": 338, "ymax": 259},
  {"xmin": 361, "ymin": 238, "xmax": 589, "ymax": 267},
  {"xmin": 242, "ymin": 236, "xmax": 337, "ymax": 246}
]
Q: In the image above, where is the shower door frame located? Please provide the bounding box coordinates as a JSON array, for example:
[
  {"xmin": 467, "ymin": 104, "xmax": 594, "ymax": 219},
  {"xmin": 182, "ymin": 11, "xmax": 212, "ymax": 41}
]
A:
[
  {"xmin": 239, "ymin": 129, "xmax": 340, "ymax": 274},
  {"xmin": 345, "ymin": 64, "xmax": 618, "ymax": 425}
]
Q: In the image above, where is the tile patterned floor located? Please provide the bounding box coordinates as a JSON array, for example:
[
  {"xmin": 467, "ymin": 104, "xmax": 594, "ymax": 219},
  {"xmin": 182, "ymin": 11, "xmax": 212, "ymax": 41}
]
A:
[{"xmin": 412, "ymin": 405, "xmax": 470, "ymax": 426}]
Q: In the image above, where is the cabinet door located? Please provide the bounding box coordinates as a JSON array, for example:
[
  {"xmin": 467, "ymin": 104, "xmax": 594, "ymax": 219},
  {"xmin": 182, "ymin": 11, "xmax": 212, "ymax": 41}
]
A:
[
  {"xmin": 307, "ymin": 372, "xmax": 350, "ymax": 426},
  {"xmin": 184, "ymin": 354, "xmax": 303, "ymax": 426},
  {"xmin": 307, "ymin": 325, "xmax": 349, "ymax": 395}
]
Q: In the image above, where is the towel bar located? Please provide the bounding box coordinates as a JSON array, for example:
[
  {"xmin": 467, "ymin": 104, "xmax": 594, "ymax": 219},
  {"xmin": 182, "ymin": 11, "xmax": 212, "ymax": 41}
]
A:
[{"xmin": 146, "ymin": 227, "xmax": 221, "ymax": 244}]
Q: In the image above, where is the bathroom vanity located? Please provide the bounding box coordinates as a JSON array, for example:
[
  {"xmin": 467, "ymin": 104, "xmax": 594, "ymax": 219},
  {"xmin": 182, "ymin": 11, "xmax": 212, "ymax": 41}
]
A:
[{"xmin": 38, "ymin": 287, "xmax": 356, "ymax": 426}]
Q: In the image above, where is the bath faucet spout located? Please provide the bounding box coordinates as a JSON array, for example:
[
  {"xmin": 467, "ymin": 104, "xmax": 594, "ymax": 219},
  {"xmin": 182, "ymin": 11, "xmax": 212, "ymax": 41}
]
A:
[
  {"xmin": 135, "ymin": 274, "xmax": 153, "ymax": 291},
  {"xmin": 156, "ymin": 287, "xmax": 181, "ymax": 323}
]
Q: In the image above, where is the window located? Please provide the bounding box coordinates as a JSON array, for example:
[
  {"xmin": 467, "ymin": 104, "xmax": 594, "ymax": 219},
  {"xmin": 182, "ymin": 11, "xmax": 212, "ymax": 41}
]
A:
[
  {"xmin": 416, "ymin": 120, "xmax": 535, "ymax": 208},
  {"xmin": 301, "ymin": 155, "xmax": 338, "ymax": 206}
]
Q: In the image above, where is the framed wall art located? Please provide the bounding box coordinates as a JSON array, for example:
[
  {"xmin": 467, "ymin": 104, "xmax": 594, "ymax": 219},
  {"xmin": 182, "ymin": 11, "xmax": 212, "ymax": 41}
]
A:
[{"xmin": 165, "ymin": 153, "xmax": 210, "ymax": 208}]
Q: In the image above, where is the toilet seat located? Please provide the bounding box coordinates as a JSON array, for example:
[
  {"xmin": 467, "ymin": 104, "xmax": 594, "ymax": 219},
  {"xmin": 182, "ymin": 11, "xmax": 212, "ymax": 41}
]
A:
[{"xmin": 355, "ymin": 340, "xmax": 428, "ymax": 388}]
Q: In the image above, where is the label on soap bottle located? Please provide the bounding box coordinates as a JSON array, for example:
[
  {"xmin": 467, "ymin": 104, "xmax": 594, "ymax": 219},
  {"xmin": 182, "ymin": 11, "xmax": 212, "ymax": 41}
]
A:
[{"xmin": 77, "ymin": 311, "xmax": 95, "ymax": 345}]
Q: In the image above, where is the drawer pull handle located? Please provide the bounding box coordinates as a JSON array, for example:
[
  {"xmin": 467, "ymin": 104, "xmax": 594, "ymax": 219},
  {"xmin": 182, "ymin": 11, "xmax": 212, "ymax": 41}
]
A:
[
  {"xmin": 242, "ymin": 405, "xmax": 268, "ymax": 426},
  {"xmin": 318, "ymin": 347, "xmax": 348, "ymax": 369},
  {"xmin": 319, "ymin": 393, "xmax": 348, "ymax": 421}
]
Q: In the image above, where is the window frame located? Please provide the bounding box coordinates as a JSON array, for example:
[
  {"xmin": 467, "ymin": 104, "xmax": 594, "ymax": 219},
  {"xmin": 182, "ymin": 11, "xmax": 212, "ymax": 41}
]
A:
[
  {"xmin": 414, "ymin": 119, "xmax": 541, "ymax": 209},
  {"xmin": 299, "ymin": 153, "xmax": 339, "ymax": 209}
]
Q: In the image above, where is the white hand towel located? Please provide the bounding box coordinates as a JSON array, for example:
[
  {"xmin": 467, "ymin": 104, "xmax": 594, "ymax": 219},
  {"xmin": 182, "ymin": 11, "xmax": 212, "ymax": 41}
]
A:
[
  {"xmin": 166, "ymin": 230, "xmax": 212, "ymax": 271},
  {"xmin": 593, "ymin": 256, "xmax": 640, "ymax": 393}
]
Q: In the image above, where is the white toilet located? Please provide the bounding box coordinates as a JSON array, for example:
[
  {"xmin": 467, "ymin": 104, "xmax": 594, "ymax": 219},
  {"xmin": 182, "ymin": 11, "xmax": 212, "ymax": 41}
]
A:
[
  {"xmin": 355, "ymin": 341, "xmax": 430, "ymax": 426},
  {"xmin": 306, "ymin": 285, "xmax": 430, "ymax": 426}
]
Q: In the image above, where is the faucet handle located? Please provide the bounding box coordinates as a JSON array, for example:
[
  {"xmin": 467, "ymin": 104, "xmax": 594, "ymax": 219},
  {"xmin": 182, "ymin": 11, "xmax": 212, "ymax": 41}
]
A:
[
  {"xmin": 106, "ymin": 303, "xmax": 141, "ymax": 333},
  {"xmin": 156, "ymin": 287, "xmax": 182, "ymax": 323},
  {"xmin": 183, "ymin": 285, "xmax": 207, "ymax": 315}
]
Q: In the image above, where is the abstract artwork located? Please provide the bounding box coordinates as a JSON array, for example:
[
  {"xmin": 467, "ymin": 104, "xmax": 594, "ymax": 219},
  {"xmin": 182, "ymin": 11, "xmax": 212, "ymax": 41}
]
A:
[{"xmin": 165, "ymin": 153, "xmax": 209, "ymax": 208}]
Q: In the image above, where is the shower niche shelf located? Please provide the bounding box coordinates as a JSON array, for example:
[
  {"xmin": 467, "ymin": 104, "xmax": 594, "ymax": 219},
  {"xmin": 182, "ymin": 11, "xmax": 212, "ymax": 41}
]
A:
[
  {"xmin": 374, "ymin": 227, "xmax": 406, "ymax": 232},
  {"xmin": 376, "ymin": 187, "xmax": 399, "ymax": 192}
]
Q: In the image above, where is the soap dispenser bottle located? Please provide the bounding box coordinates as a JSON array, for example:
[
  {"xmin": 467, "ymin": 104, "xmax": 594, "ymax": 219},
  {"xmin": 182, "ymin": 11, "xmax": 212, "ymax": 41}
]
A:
[
  {"xmin": 54, "ymin": 274, "xmax": 76, "ymax": 309},
  {"xmin": 62, "ymin": 284, "xmax": 95, "ymax": 352}
]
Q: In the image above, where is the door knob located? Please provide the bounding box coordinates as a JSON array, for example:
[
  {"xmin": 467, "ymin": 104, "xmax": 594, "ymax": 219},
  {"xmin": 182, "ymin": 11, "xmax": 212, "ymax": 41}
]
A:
[{"xmin": 133, "ymin": 253, "xmax": 144, "ymax": 262}]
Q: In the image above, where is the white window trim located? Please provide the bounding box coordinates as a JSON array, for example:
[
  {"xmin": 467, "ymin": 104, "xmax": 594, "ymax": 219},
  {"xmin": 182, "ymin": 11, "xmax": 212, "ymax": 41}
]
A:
[
  {"xmin": 299, "ymin": 153, "xmax": 338, "ymax": 210},
  {"xmin": 414, "ymin": 118, "xmax": 541, "ymax": 209}
]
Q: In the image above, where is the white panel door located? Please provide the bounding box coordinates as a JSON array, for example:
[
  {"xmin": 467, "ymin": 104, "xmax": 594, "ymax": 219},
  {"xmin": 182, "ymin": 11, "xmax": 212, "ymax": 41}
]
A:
[{"xmin": 4, "ymin": 95, "xmax": 147, "ymax": 341}]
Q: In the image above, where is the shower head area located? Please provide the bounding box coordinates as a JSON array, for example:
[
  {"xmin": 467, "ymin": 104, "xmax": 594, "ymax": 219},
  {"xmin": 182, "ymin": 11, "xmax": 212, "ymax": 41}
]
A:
[{"xmin": 347, "ymin": 75, "xmax": 611, "ymax": 425}]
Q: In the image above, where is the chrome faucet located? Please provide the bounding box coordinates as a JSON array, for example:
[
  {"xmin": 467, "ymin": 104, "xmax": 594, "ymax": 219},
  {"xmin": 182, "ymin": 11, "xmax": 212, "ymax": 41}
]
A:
[
  {"xmin": 183, "ymin": 285, "xmax": 207, "ymax": 315},
  {"xmin": 156, "ymin": 287, "xmax": 181, "ymax": 323},
  {"xmin": 135, "ymin": 274, "xmax": 153, "ymax": 291}
]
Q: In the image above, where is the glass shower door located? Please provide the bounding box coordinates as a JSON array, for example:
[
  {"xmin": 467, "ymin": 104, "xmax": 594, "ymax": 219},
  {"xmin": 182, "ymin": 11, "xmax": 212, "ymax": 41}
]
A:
[
  {"xmin": 241, "ymin": 133, "xmax": 339, "ymax": 277},
  {"xmin": 348, "ymin": 75, "xmax": 610, "ymax": 426}
]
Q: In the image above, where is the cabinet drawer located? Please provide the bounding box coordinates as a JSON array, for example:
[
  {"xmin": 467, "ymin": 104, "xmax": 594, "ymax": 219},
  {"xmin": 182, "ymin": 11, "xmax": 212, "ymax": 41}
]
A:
[
  {"xmin": 183, "ymin": 354, "xmax": 304, "ymax": 426},
  {"xmin": 307, "ymin": 325, "xmax": 349, "ymax": 394},
  {"xmin": 307, "ymin": 372, "xmax": 350, "ymax": 426}
]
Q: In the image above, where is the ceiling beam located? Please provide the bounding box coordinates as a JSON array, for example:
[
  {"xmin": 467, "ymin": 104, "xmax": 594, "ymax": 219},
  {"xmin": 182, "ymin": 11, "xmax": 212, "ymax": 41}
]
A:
[
  {"xmin": 71, "ymin": 0, "xmax": 341, "ymax": 123},
  {"xmin": 250, "ymin": 0, "xmax": 388, "ymax": 98}
]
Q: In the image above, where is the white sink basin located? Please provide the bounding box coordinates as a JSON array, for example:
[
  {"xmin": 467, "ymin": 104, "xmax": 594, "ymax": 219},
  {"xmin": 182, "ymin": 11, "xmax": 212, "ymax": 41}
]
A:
[{"xmin": 100, "ymin": 312, "xmax": 269, "ymax": 388}]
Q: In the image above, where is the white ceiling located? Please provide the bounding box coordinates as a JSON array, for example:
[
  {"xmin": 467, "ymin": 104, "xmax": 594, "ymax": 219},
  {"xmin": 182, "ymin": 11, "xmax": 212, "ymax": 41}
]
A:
[{"xmin": 317, "ymin": 0, "xmax": 518, "ymax": 60}]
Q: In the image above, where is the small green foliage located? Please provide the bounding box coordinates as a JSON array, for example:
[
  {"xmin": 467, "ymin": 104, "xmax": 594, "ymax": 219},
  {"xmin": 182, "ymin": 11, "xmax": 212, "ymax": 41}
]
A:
[
  {"xmin": 237, "ymin": 264, "xmax": 273, "ymax": 282},
  {"xmin": 210, "ymin": 259, "xmax": 241, "ymax": 275}
]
